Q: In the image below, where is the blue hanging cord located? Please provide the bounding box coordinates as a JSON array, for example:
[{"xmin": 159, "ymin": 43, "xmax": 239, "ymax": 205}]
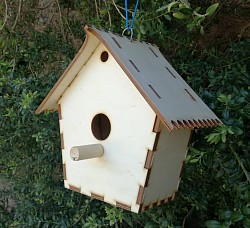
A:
[
  {"xmin": 123, "ymin": 0, "xmax": 140, "ymax": 40},
  {"xmin": 125, "ymin": 0, "xmax": 129, "ymax": 29}
]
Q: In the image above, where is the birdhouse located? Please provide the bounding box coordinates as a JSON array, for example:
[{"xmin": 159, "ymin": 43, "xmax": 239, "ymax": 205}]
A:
[{"xmin": 36, "ymin": 25, "xmax": 221, "ymax": 213}]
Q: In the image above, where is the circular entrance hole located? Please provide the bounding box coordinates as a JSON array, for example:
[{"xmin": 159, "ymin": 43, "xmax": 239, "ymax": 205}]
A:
[
  {"xmin": 100, "ymin": 51, "xmax": 109, "ymax": 62},
  {"xmin": 91, "ymin": 114, "xmax": 111, "ymax": 140}
]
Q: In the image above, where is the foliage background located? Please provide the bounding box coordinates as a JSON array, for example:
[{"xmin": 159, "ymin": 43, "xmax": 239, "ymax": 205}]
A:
[{"xmin": 0, "ymin": 0, "xmax": 249, "ymax": 227}]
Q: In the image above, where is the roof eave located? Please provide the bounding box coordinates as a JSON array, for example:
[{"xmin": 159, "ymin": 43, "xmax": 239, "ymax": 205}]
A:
[
  {"xmin": 36, "ymin": 25, "xmax": 222, "ymax": 131},
  {"xmin": 35, "ymin": 25, "xmax": 100, "ymax": 114},
  {"xmin": 86, "ymin": 26, "xmax": 222, "ymax": 131}
]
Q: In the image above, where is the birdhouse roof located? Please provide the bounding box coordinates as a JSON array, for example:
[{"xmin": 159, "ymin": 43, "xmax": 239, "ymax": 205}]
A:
[{"xmin": 36, "ymin": 25, "xmax": 221, "ymax": 131}]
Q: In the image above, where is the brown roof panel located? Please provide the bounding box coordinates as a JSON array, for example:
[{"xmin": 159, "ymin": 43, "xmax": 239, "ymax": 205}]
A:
[
  {"xmin": 36, "ymin": 25, "xmax": 221, "ymax": 131},
  {"xmin": 87, "ymin": 26, "xmax": 221, "ymax": 130}
]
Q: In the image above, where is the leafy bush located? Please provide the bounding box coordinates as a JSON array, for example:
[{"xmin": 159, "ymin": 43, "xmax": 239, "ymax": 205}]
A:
[{"xmin": 0, "ymin": 0, "xmax": 249, "ymax": 227}]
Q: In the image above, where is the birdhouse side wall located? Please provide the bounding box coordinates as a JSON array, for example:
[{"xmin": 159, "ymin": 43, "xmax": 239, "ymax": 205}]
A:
[{"xmin": 141, "ymin": 127, "xmax": 191, "ymax": 210}]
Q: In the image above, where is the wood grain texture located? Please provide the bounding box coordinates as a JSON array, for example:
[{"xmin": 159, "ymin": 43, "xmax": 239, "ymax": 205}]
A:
[
  {"xmin": 144, "ymin": 150, "xmax": 154, "ymax": 169},
  {"xmin": 62, "ymin": 164, "xmax": 67, "ymax": 180},
  {"xmin": 58, "ymin": 104, "xmax": 62, "ymax": 120},
  {"xmin": 59, "ymin": 43, "xmax": 156, "ymax": 213},
  {"xmin": 116, "ymin": 201, "xmax": 131, "ymax": 211},
  {"xmin": 60, "ymin": 133, "xmax": 64, "ymax": 149},
  {"xmin": 91, "ymin": 193, "xmax": 104, "ymax": 201},
  {"xmin": 136, "ymin": 186, "xmax": 145, "ymax": 205},
  {"xmin": 68, "ymin": 184, "xmax": 81, "ymax": 193}
]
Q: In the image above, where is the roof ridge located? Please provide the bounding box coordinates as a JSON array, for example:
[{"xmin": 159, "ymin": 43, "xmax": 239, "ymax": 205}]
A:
[{"xmin": 86, "ymin": 25, "xmax": 158, "ymax": 47}]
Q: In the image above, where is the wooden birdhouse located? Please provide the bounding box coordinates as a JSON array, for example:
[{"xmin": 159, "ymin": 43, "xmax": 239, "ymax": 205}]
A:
[{"xmin": 36, "ymin": 25, "xmax": 221, "ymax": 213}]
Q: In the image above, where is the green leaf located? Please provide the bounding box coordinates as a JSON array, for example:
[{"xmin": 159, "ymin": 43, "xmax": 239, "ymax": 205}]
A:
[
  {"xmin": 140, "ymin": 25, "xmax": 146, "ymax": 35},
  {"xmin": 205, "ymin": 220, "xmax": 221, "ymax": 228},
  {"xmin": 206, "ymin": 3, "xmax": 219, "ymax": 16},
  {"xmin": 189, "ymin": 158, "xmax": 199, "ymax": 163},
  {"xmin": 242, "ymin": 206, "xmax": 250, "ymax": 215},
  {"xmin": 173, "ymin": 12, "xmax": 187, "ymax": 20},
  {"xmin": 156, "ymin": 5, "xmax": 168, "ymax": 13},
  {"xmin": 168, "ymin": 1, "xmax": 179, "ymax": 13},
  {"xmin": 206, "ymin": 133, "xmax": 220, "ymax": 144},
  {"xmin": 216, "ymin": 168, "xmax": 225, "ymax": 178},
  {"xmin": 179, "ymin": 8, "xmax": 193, "ymax": 15},
  {"xmin": 219, "ymin": 210, "xmax": 232, "ymax": 220},
  {"xmin": 187, "ymin": 21, "xmax": 196, "ymax": 31},
  {"xmin": 243, "ymin": 217, "xmax": 250, "ymax": 228},
  {"xmin": 164, "ymin": 14, "xmax": 172, "ymax": 21},
  {"xmin": 222, "ymin": 110, "xmax": 229, "ymax": 120},
  {"xmin": 218, "ymin": 94, "xmax": 227, "ymax": 103},
  {"xmin": 222, "ymin": 221, "xmax": 232, "ymax": 227},
  {"xmin": 231, "ymin": 211, "xmax": 244, "ymax": 222},
  {"xmin": 221, "ymin": 134, "xmax": 226, "ymax": 143},
  {"xmin": 227, "ymin": 127, "xmax": 234, "ymax": 134},
  {"xmin": 145, "ymin": 222, "xmax": 159, "ymax": 228},
  {"xmin": 194, "ymin": 7, "xmax": 201, "ymax": 13},
  {"xmin": 178, "ymin": 2, "xmax": 190, "ymax": 9},
  {"xmin": 231, "ymin": 126, "xmax": 243, "ymax": 135}
]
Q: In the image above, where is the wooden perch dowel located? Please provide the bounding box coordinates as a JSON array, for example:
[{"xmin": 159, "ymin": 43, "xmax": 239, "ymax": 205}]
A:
[{"xmin": 70, "ymin": 144, "xmax": 104, "ymax": 161}]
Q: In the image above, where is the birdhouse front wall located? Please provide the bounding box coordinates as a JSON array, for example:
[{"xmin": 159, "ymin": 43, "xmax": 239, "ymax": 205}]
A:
[{"xmin": 58, "ymin": 43, "xmax": 157, "ymax": 213}]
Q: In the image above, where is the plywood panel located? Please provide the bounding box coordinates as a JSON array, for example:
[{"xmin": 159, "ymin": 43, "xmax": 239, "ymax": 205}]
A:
[
  {"xmin": 88, "ymin": 26, "xmax": 221, "ymax": 130},
  {"xmin": 35, "ymin": 31, "xmax": 100, "ymax": 113},
  {"xmin": 36, "ymin": 26, "xmax": 221, "ymax": 131},
  {"xmin": 59, "ymin": 44, "xmax": 157, "ymax": 213},
  {"xmin": 142, "ymin": 127, "xmax": 191, "ymax": 206}
]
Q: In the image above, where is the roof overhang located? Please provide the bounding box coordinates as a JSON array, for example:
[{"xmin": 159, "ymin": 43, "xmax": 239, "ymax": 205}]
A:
[
  {"xmin": 36, "ymin": 25, "xmax": 222, "ymax": 131},
  {"xmin": 35, "ymin": 26, "xmax": 101, "ymax": 114}
]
